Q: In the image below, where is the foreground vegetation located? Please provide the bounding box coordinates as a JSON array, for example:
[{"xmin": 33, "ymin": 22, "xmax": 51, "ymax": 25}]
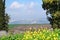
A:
[{"xmin": 0, "ymin": 29, "xmax": 60, "ymax": 40}]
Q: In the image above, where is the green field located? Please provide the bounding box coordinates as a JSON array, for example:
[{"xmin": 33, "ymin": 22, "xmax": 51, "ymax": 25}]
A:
[
  {"xmin": 8, "ymin": 24, "xmax": 50, "ymax": 29},
  {"xmin": 8, "ymin": 24, "xmax": 20, "ymax": 28}
]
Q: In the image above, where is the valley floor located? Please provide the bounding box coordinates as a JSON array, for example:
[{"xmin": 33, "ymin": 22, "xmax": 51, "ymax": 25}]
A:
[{"xmin": 9, "ymin": 24, "xmax": 52, "ymax": 34}]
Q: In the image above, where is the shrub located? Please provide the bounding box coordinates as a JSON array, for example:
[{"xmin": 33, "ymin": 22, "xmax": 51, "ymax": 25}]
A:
[{"xmin": 0, "ymin": 29, "xmax": 60, "ymax": 40}]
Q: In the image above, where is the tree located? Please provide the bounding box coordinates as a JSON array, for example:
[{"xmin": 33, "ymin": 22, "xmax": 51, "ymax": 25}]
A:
[
  {"xmin": 0, "ymin": 0, "xmax": 9, "ymax": 31},
  {"xmin": 42, "ymin": 0, "xmax": 60, "ymax": 29}
]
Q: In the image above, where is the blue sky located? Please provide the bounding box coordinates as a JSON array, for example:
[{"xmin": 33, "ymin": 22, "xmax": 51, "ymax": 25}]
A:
[{"xmin": 5, "ymin": 0, "xmax": 48, "ymax": 23}]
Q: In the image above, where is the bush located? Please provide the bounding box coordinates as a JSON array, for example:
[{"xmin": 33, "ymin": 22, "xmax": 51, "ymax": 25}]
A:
[{"xmin": 0, "ymin": 29, "xmax": 60, "ymax": 40}]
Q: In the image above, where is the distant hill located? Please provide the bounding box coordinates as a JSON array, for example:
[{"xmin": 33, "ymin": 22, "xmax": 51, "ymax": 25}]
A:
[{"xmin": 9, "ymin": 19, "xmax": 50, "ymax": 24}]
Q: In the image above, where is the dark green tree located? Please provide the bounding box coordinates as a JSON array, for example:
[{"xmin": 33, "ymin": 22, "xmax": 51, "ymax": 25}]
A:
[
  {"xmin": 42, "ymin": 0, "xmax": 60, "ymax": 29},
  {"xmin": 0, "ymin": 0, "xmax": 9, "ymax": 31}
]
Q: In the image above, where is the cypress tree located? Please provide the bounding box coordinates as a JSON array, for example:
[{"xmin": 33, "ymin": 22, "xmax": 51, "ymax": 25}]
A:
[{"xmin": 0, "ymin": 0, "xmax": 9, "ymax": 31}]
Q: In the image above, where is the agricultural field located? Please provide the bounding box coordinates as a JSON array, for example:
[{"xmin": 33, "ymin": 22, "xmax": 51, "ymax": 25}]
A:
[
  {"xmin": 8, "ymin": 24, "xmax": 21, "ymax": 29},
  {"xmin": 8, "ymin": 24, "xmax": 51, "ymax": 29},
  {"xmin": 8, "ymin": 24, "xmax": 51, "ymax": 34}
]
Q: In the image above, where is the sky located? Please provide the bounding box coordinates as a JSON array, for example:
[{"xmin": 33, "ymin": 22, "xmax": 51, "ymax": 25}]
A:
[{"xmin": 5, "ymin": 0, "xmax": 48, "ymax": 23}]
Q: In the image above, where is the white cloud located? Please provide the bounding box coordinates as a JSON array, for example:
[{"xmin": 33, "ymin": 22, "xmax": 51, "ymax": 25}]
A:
[
  {"xmin": 29, "ymin": 2, "xmax": 38, "ymax": 8},
  {"xmin": 29, "ymin": 2, "xmax": 35, "ymax": 8},
  {"xmin": 8, "ymin": 1, "xmax": 41, "ymax": 22},
  {"xmin": 10, "ymin": 1, "xmax": 24, "ymax": 9},
  {"xmin": 31, "ymin": 21, "xmax": 37, "ymax": 24},
  {"xmin": 9, "ymin": 19, "xmax": 16, "ymax": 23}
]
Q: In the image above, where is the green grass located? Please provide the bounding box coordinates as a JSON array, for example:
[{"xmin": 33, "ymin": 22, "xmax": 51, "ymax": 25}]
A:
[
  {"xmin": 8, "ymin": 24, "xmax": 50, "ymax": 29},
  {"xmin": 0, "ymin": 33, "xmax": 24, "ymax": 40},
  {"xmin": 8, "ymin": 24, "xmax": 20, "ymax": 29}
]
